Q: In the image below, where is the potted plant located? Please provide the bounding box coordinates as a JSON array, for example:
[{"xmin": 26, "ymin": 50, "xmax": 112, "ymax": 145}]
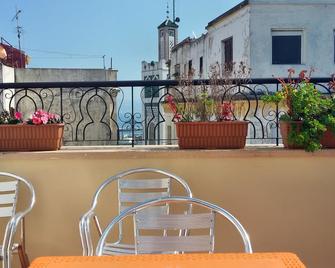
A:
[
  {"xmin": 262, "ymin": 69, "xmax": 335, "ymax": 152},
  {"xmin": 166, "ymin": 62, "xmax": 249, "ymax": 149},
  {"xmin": 0, "ymin": 109, "xmax": 64, "ymax": 151}
]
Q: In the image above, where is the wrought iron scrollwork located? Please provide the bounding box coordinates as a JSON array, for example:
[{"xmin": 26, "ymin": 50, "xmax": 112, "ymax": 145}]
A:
[{"xmin": 0, "ymin": 78, "xmax": 333, "ymax": 146}]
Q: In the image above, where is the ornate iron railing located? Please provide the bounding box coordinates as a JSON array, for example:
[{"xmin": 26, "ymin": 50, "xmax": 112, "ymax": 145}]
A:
[{"xmin": 0, "ymin": 78, "xmax": 333, "ymax": 147}]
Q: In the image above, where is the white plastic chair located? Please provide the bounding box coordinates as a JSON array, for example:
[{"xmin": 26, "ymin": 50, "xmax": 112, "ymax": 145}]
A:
[
  {"xmin": 79, "ymin": 168, "xmax": 192, "ymax": 256},
  {"xmin": 0, "ymin": 172, "xmax": 36, "ymax": 268},
  {"xmin": 96, "ymin": 197, "xmax": 253, "ymax": 255}
]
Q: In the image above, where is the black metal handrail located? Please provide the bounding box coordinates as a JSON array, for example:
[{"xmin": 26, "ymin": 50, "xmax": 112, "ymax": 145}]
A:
[{"xmin": 0, "ymin": 78, "xmax": 333, "ymax": 89}]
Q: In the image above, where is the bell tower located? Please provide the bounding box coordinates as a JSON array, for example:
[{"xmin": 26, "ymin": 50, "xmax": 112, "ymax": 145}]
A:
[{"xmin": 158, "ymin": 2, "xmax": 179, "ymax": 62}]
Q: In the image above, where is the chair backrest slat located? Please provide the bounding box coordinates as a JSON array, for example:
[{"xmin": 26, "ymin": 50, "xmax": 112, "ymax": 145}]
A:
[
  {"xmin": 0, "ymin": 193, "xmax": 16, "ymax": 205},
  {"xmin": 81, "ymin": 169, "xmax": 193, "ymax": 256},
  {"xmin": 135, "ymin": 212, "xmax": 214, "ymax": 253},
  {"xmin": 119, "ymin": 178, "xmax": 170, "ymax": 189},
  {"xmin": 119, "ymin": 192, "xmax": 170, "ymax": 203},
  {"xmin": 136, "ymin": 213, "xmax": 214, "ymax": 230},
  {"xmin": 0, "ymin": 206, "xmax": 15, "ymax": 217},
  {"xmin": 120, "ymin": 205, "xmax": 168, "ymax": 215},
  {"xmin": 136, "ymin": 235, "xmax": 212, "ymax": 254},
  {"xmin": 96, "ymin": 197, "xmax": 253, "ymax": 256},
  {"xmin": 0, "ymin": 180, "xmax": 18, "ymax": 218},
  {"xmin": 0, "ymin": 181, "xmax": 18, "ymax": 192}
]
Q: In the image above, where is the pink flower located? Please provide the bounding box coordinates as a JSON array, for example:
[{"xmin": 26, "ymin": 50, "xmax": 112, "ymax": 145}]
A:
[
  {"xmin": 299, "ymin": 70, "xmax": 307, "ymax": 80},
  {"xmin": 166, "ymin": 95, "xmax": 174, "ymax": 103},
  {"xmin": 41, "ymin": 116, "xmax": 49, "ymax": 124},
  {"xmin": 34, "ymin": 110, "xmax": 42, "ymax": 117},
  {"xmin": 32, "ymin": 117, "xmax": 42, "ymax": 125},
  {"xmin": 14, "ymin": 112, "xmax": 22, "ymax": 120},
  {"xmin": 48, "ymin": 113, "xmax": 55, "ymax": 120},
  {"xmin": 329, "ymin": 74, "xmax": 335, "ymax": 91},
  {"xmin": 220, "ymin": 102, "xmax": 234, "ymax": 121},
  {"xmin": 173, "ymin": 113, "xmax": 182, "ymax": 122},
  {"xmin": 165, "ymin": 95, "xmax": 178, "ymax": 114},
  {"xmin": 288, "ymin": 68, "xmax": 295, "ymax": 75}
]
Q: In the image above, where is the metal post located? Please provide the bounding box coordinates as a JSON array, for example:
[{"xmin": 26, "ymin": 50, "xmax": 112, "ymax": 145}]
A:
[
  {"xmin": 131, "ymin": 86, "xmax": 135, "ymax": 147},
  {"xmin": 144, "ymin": 103, "xmax": 148, "ymax": 145},
  {"xmin": 276, "ymin": 83, "xmax": 279, "ymax": 146},
  {"xmin": 60, "ymin": 87, "xmax": 64, "ymax": 122}
]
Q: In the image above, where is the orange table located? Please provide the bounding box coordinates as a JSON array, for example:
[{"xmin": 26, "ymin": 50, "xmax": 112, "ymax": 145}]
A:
[{"xmin": 29, "ymin": 253, "xmax": 306, "ymax": 268}]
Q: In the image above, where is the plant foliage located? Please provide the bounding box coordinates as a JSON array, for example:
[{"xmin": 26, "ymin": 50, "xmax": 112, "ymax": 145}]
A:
[{"xmin": 262, "ymin": 69, "xmax": 335, "ymax": 152}]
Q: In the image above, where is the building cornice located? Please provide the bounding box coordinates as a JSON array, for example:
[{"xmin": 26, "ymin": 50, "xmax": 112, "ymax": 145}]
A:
[{"xmin": 206, "ymin": 0, "xmax": 249, "ymax": 29}]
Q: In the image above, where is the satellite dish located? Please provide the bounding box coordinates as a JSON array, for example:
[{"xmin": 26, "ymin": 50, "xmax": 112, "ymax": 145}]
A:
[{"xmin": 175, "ymin": 17, "xmax": 180, "ymax": 23}]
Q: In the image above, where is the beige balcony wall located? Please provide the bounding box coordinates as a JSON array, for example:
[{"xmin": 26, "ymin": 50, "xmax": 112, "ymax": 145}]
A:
[{"xmin": 0, "ymin": 148, "xmax": 334, "ymax": 268}]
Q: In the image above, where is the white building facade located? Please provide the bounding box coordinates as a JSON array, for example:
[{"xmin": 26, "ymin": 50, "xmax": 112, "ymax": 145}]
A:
[
  {"xmin": 171, "ymin": 0, "xmax": 335, "ymax": 79},
  {"xmin": 167, "ymin": 0, "xmax": 335, "ymax": 145},
  {"xmin": 141, "ymin": 18, "xmax": 179, "ymax": 144},
  {"xmin": 142, "ymin": 0, "xmax": 335, "ymax": 145}
]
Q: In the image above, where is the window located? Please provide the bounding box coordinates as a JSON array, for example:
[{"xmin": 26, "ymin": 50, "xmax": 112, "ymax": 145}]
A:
[
  {"xmin": 144, "ymin": 87, "xmax": 159, "ymax": 98},
  {"xmin": 144, "ymin": 75, "xmax": 160, "ymax": 99},
  {"xmin": 174, "ymin": 64, "xmax": 180, "ymax": 78},
  {"xmin": 188, "ymin": 60, "xmax": 193, "ymax": 75},
  {"xmin": 199, "ymin": 57, "xmax": 203, "ymax": 76},
  {"xmin": 222, "ymin": 37, "xmax": 233, "ymax": 70},
  {"xmin": 169, "ymin": 30, "xmax": 175, "ymax": 37},
  {"xmin": 272, "ymin": 30, "xmax": 302, "ymax": 64}
]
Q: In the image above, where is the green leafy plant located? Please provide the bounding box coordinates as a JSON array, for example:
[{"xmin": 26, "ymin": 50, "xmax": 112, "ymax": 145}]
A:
[
  {"xmin": 262, "ymin": 69, "xmax": 335, "ymax": 152},
  {"xmin": 0, "ymin": 108, "xmax": 23, "ymax": 124}
]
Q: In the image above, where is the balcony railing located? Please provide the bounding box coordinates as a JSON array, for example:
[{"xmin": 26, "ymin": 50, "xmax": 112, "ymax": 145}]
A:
[{"xmin": 0, "ymin": 78, "xmax": 333, "ymax": 147}]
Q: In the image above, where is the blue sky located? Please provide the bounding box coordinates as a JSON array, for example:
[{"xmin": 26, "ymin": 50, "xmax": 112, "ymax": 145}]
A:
[{"xmin": 1, "ymin": 0, "xmax": 241, "ymax": 80}]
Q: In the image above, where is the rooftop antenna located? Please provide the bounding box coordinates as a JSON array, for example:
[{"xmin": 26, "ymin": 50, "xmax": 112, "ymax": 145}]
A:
[
  {"xmin": 11, "ymin": 8, "xmax": 23, "ymax": 51},
  {"xmin": 173, "ymin": 0, "xmax": 175, "ymax": 22},
  {"xmin": 173, "ymin": 0, "xmax": 180, "ymax": 23},
  {"xmin": 102, "ymin": 55, "xmax": 106, "ymax": 69},
  {"xmin": 166, "ymin": 1, "xmax": 170, "ymax": 19}
]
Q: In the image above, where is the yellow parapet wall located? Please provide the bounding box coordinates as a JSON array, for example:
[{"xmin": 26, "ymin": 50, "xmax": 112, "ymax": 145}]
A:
[{"xmin": 0, "ymin": 147, "xmax": 334, "ymax": 268}]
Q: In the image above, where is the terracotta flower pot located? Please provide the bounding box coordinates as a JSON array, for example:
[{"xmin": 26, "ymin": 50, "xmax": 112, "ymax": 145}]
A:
[
  {"xmin": 279, "ymin": 121, "xmax": 303, "ymax": 149},
  {"xmin": 0, "ymin": 124, "xmax": 64, "ymax": 151},
  {"xmin": 280, "ymin": 121, "xmax": 335, "ymax": 149},
  {"xmin": 321, "ymin": 129, "xmax": 335, "ymax": 148},
  {"xmin": 176, "ymin": 121, "xmax": 248, "ymax": 149}
]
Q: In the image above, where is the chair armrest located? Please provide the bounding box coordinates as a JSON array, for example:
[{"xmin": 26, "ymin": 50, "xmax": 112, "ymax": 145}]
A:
[
  {"xmin": 79, "ymin": 210, "xmax": 95, "ymax": 256},
  {"xmin": 3, "ymin": 212, "xmax": 25, "ymax": 255}
]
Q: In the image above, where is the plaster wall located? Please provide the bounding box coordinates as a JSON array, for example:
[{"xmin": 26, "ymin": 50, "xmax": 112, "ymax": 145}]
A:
[
  {"xmin": 15, "ymin": 68, "xmax": 116, "ymax": 82},
  {"xmin": 249, "ymin": 2, "xmax": 335, "ymax": 77},
  {"xmin": 170, "ymin": 6, "xmax": 251, "ymax": 78},
  {"xmin": 0, "ymin": 64, "xmax": 15, "ymax": 111},
  {"xmin": 205, "ymin": 6, "xmax": 251, "ymax": 75},
  {"xmin": 0, "ymin": 149, "xmax": 334, "ymax": 268}
]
